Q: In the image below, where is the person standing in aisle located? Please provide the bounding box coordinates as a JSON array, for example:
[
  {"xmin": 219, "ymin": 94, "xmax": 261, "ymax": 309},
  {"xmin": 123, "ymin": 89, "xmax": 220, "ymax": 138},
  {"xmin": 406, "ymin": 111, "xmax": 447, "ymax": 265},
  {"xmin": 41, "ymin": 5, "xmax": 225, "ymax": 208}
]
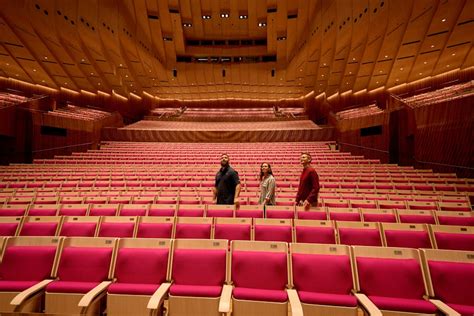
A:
[
  {"xmin": 258, "ymin": 162, "xmax": 276, "ymax": 205},
  {"xmin": 213, "ymin": 153, "xmax": 241, "ymax": 207},
  {"xmin": 295, "ymin": 152, "xmax": 320, "ymax": 210}
]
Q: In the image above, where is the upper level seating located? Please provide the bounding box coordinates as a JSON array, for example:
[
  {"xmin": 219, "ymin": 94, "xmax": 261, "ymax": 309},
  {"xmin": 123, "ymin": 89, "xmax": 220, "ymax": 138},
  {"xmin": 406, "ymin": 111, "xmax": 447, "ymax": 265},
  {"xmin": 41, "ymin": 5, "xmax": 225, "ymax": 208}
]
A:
[
  {"xmin": 335, "ymin": 104, "xmax": 383, "ymax": 120},
  {"xmin": 402, "ymin": 80, "xmax": 474, "ymax": 108},
  {"xmin": 0, "ymin": 91, "xmax": 28, "ymax": 108},
  {"xmin": 47, "ymin": 105, "xmax": 113, "ymax": 121}
]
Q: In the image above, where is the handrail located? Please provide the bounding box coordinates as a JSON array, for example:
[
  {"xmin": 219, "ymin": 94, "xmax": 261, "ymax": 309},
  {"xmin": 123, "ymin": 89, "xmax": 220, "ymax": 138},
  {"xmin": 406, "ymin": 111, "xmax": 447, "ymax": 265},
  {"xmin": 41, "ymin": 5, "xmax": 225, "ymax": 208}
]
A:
[
  {"xmin": 337, "ymin": 142, "xmax": 389, "ymax": 154},
  {"xmin": 32, "ymin": 142, "xmax": 94, "ymax": 153}
]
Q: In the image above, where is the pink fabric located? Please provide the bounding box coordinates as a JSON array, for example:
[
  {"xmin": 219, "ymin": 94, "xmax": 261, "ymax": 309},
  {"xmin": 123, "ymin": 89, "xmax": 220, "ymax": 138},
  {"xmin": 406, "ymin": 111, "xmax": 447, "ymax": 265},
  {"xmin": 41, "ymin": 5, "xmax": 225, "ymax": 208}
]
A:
[
  {"xmin": 254, "ymin": 225, "xmax": 292, "ymax": 242},
  {"xmin": 20, "ymin": 223, "xmax": 58, "ymax": 236},
  {"xmin": 89, "ymin": 208, "xmax": 117, "ymax": 216},
  {"xmin": 434, "ymin": 232, "xmax": 474, "ymax": 251},
  {"xmin": 214, "ymin": 224, "xmax": 251, "ymax": 241},
  {"xmin": 295, "ymin": 226, "xmax": 336, "ymax": 244},
  {"xmin": 0, "ymin": 246, "xmax": 56, "ymax": 280},
  {"xmin": 58, "ymin": 208, "xmax": 88, "ymax": 216},
  {"xmin": 399, "ymin": 214, "xmax": 436, "ymax": 224},
  {"xmin": 0, "ymin": 223, "xmax": 19, "ymax": 236},
  {"xmin": 233, "ymin": 287, "xmax": 287, "ymax": 302},
  {"xmin": 266, "ymin": 210, "xmax": 295, "ymax": 219},
  {"xmin": 356, "ymin": 257, "xmax": 426, "ymax": 299},
  {"xmin": 28, "ymin": 208, "xmax": 57, "ymax": 216},
  {"xmin": 447, "ymin": 303, "xmax": 474, "ymax": 315},
  {"xmin": 46, "ymin": 281, "xmax": 100, "ymax": 293},
  {"xmin": 363, "ymin": 213, "xmax": 397, "ymax": 223},
  {"xmin": 0, "ymin": 280, "xmax": 38, "ymax": 291},
  {"xmin": 292, "ymin": 254, "xmax": 353, "ymax": 295},
  {"xmin": 120, "ymin": 209, "xmax": 147, "ymax": 216},
  {"xmin": 329, "ymin": 212, "xmax": 361, "ymax": 222},
  {"xmin": 438, "ymin": 216, "xmax": 474, "ymax": 226},
  {"xmin": 368, "ymin": 296, "xmax": 437, "ymax": 313},
  {"xmin": 59, "ymin": 222, "xmax": 97, "ymax": 237},
  {"xmin": 338, "ymin": 228, "xmax": 382, "ymax": 246},
  {"xmin": 428, "ymin": 260, "xmax": 474, "ymax": 307},
  {"xmin": 0, "ymin": 208, "xmax": 26, "ymax": 216},
  {"xmin": 98, "ymin": 222, "xmax": 135, "ymax": 238},
  {"xmin": 172, "ymin": 249, "xmax": 226, "ymax": 286},
  {"xmin": 136, "ymin": 223, "xmax": 173, "ymax": 238},
  {"xmin": 298, "ymin": 291, "xmax": 357, "ymax": 307},
  {"xmin": 232, "ymin": 251, "xmax": 287, "ymax": 290},
  {"xmin": 148, "ymin": 207, "xmax": 175, "ymax": 217},
  {"xmin": 235, "ymin": 209, "xmax": 264, "ymax": 218},
  {"xmin": 170, "ymin": 284, "xmax": 222, "ymax": 297},
  {"xmin": 206, "ymin": 209, "xmax": 234, "ymax": 217},
  {"xmin": 108, "ymin": 283, "xmax": 160, "ymax": 295},
  {"xmin": 297, "ymin": 211, "xmax": 327, "ymax": 220},
  {"xmin": 56, "ymin": 247, "xmax": 113, "ymax": 282},
  {"xmin": 115, "ymin": 248, "xmax": 169, "ymax": 284},
  {"xmin": 384, "ymin": 230, "xmax": 432, "ymax": 248},
  {"xmin": 177, "ymin": 208, "xmax": 204, "ymax": 217},
  {"xmin": 174, "ymin": 224, "xmax": 211, "ymax": 239}
]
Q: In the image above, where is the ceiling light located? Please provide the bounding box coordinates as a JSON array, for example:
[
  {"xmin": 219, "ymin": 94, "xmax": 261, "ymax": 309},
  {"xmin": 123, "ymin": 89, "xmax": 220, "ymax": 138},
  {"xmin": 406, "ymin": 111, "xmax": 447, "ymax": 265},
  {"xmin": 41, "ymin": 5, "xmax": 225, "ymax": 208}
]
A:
[
  {"xmin": 441, "ymin": 18, "xmax": 446, "ymax": 22},
  {"xmin": 277, "ymin": 36, "xmax": 286, "ymax": 41},
  {"xmin": 15, "ymin": 74, "xmax": 19, "ymax": 76},
  {"xmin": 44, "ymin": 56, "xmax": 48, "ymax": 60},
  {"xmin": 352, "ymin": 58, "xmax": 356, "ymax": 61},
  {"xmin": 125, "ymin": 75, "xmax": 128, "ymax": 77},
  {"xmin": 81, "ymin": 59, "xmax": 85, "ymax": 62},
  {"xmin": 183, "ymin": 22, "xmax": 192, "ymax": 27},
  {"xmin": 220, "ymin": 13, "xmax": 229, "ymax": 18},
  {"xmin": 384, "ymin": 55, "xmax": 388, "ymax": 58},
  {"xmin": 446, "ymin": 64, "xmax": 450, "ymax": 67},
  {"xmin": 452, "ymin": 53, "xmax": 456, "ymax": 56},
  {"xmin": 90, "ymin": 72, "xmax": 93, "ymax": 75},
  {"xmin": 64, "ymin": 82, "xmax": 67, "ymax": 84},
  {"xmin": 202, "ymin": 15, "xmax": 211, "ymax": 19},
  {"xmin": 258, "ymin": 21, "xmax": 266, "ymax": 27},
  {"xmin": 423, "ymin": 61, "xmax": 427, "ymax": 64},
  {"xmin": 419, "ymin": 72, "xmax": 422, "ymax": 75},
  {"xmin": 98, "ymin": 83, "xmax": 101, "ymax": 85},
  {"xmin": 379, "ymin": 70, "xmax": 382, "ymax": 73},
  {"xmin": 430, "ymin": 45, "xmax": 435, "ymax": 48},
  {"xmin": 119, "ymin": 64, "xmax": 122, "ymax": 67},
  {"xmin": 396, "ymin": 79, "xmax": 399, "ymax": 82},
  {"xmin": 41, "ymin": 80, "xmax": 45, "ymax": 82},
  {"xmin": 349, "ymin": 72, "xmax": 352, "ymax": 74},
  {"xmin": 239, "ymin": 15, "xmax": 248, "ymax": 19},
  {"xmin": 33, "ymin": 69, "xmax": 36, "ymax": 72},
  {"xmin": 400, "ymin": 67, "xmax": 403, "ymax": 70},
  {"xmin": 376, "ymin": 81, "xmax": 379, "ymax": 84}
]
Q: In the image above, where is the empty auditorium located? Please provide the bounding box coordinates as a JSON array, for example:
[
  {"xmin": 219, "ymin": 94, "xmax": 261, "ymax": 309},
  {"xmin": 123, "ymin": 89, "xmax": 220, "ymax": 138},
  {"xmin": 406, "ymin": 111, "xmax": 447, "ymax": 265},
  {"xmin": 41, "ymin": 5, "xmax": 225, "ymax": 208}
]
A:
[{"xmin": 0, "ymin": 0, "xmax": 473, "ymax": 315}]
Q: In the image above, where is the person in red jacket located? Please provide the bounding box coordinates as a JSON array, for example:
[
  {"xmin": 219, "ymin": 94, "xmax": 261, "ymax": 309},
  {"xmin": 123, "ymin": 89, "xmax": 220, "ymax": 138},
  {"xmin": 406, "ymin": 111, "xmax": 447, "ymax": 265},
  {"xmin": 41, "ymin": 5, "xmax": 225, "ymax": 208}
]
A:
[{"xmin": 295, "ymin": 152, "xmax": 320, "ymax": 210}]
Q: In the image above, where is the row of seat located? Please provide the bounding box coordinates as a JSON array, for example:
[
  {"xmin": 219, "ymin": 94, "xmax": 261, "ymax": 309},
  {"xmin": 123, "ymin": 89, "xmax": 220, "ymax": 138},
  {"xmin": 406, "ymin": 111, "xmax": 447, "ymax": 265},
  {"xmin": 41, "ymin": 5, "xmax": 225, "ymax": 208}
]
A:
[
  {"xmin": 1, "ymin": 215, "xmax": 473, "ymax": 251},
  {"xmin": 1, "ymin": 236, "xmax": 472, "ymax": 316},
  {"xmin": 0, "ymin": 203, "xmax": 473, "ymax": 225}
]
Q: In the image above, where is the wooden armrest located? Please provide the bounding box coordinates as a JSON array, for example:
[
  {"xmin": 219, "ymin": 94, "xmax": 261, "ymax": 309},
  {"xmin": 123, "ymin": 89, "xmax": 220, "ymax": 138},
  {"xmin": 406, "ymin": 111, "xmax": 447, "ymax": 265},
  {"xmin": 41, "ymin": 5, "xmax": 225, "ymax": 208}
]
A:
[
  {"xmin": 286, "ymin": 289, "xmax": 303, "ymax": 316},
  {"xmin": 147, "ymin": 282, "xmax": 171, "ymax": 310},
  {"xmin": 218, "ymin": 284, "xmax": 233, "ymax": 313},
  {"xmin": 78, "ymin": 281, "xmax": 112, "ymax": 307},
  {"xmin": 429, "ymin": 299, "xmax": 461, "ymax": 316},
  {"xmin": 10, "ymin": 279, "xmax": 54, "ymax": 306},
  {"xmin": 354, "ymin": 293, "xmax": 383, "ymax": 316}
]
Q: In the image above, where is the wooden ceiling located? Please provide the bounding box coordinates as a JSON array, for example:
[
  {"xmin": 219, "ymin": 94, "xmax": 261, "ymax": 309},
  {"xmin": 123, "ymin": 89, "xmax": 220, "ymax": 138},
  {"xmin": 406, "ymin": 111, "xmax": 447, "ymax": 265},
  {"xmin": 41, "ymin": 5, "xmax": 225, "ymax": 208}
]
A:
[{"xmin": 0, "ymin": 0, "xmax": 472, "ymax": 102}]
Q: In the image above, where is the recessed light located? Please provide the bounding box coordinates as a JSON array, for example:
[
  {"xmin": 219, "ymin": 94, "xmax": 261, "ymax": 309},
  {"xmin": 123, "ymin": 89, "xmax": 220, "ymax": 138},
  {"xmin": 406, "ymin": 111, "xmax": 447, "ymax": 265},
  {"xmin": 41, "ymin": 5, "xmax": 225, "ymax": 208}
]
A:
[
  {"xmin": 321, "ymin": 75, "xmax": 324, "ymax": 77},
  {"xmin": 446, "ymin": 64, "xmax": 450, "ymax": 67},
  {"xmin": 33, "ymin": 69, "xmax": 36, "ymax": 72},
  {"xmin": 98, "ymin": 83, "xmax": 101, "ymax": 85},
  {"xmin": 396, "ymin": 79, "xmax": 399, "ymax": 82},
  {"xmin": 239, "ymin": 15, "xmax": 248, "ymax": 19},
  {"xmin": 349, "ymin": 72, "xmax": 352, "ymax": 74},
  {"xmin": 258, "ymin": 22, "xmax": 266, "ymax": 27},
  {"xmin": 352, "ymin": 58, "xmax": 356, "ymax": 61},
  {"xmin": 81, "ymin": 59, "xmax": 85, "ymax": 62},
  {"xmin": 452, "ymin": 53, "xmax": 456, "ymax": 56},
  {"xmin": 64, "ymin": 82, "xmax": 67, "ymax": 84},
  {"xmin": 376, "ymin": 81, "xmax": 379, "ymax": 84},
  {"xmin": 44, "ymin": 56, "xmax": 48, "ymax": 60},
  {"xmin": 6, "ymin": 63, "xmax": 9, "ymax": 66},
  {"xmin": 90, "ymin": 72, "xmax": 93, "ymax": 75},
  {"xmin": 41, "ymin": 80, "xmax": 45, "ymax": 82},
  {"xmin": 423, "ymin": 61, "xmax": 427, "ymax": 64},
  {"xmin": 15, "ymin": 74, "xmax": 19, "ymax": 77},
  {"xmin": 119, "ymin": 64, "xmax": 122, "ymax": 67},
  {"xmin": 441, "ymin": 18, "xmax": 446, "ymax": 22},
  {"xmin": 183, "ymin": 22, "xmax": 192, "ymax": 27},
  {"xmin": 400, "ymin": 67, "xmax": 403, "ymax": 71},
  {"xmin": 202, "ymin": 15, "xmax": 211, "ymax": 19},
  {"xmin": 220, "ymin": 13, "xmax": 229, "ymax": 18},
  {"xmin": 379, "ymin": 70, "xmax": 382, "ymax": 73},
  {"xmin": 384, "ymin": 55, "xmax": 388, "ymax": 58},
  {"xmin": 419, "ymin": 72, "xmax": 422, "ymax": 75},
  {"xmin": 430, "ymin": 45, "xmax": 435, "ymax": 48}
]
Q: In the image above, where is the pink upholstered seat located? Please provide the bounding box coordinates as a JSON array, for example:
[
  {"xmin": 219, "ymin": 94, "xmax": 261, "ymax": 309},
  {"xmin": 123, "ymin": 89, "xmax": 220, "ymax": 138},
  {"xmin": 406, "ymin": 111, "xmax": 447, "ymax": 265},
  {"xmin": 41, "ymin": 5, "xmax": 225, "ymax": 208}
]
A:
[
  {"xmin": 19, "ymin": 222, "xmax": 58, "ymax": 236},
  {"xmin": 59, "ymin": 222, "xmax": 97, "ymax": 237},
  {"xmin": 384, "ymin": 230, "xmax": 432, "ymax": 248},
  {"xmin": 294, "ymin": 226, "xmax": 336, "ymax": 244},
  {"xmin": 356, "ymin": 257, "xmax": 436, "ymax": 314},
  {"xmin": 433, "ymin": 232, "xmax": 474, "ymax": 251},
  {"xmin": 0, "ymin": 223, "xmax": 20, "ymax": 236},
  {"xmin": 136, "ymin": 223, "xmax": 173, "ymax": 238}
]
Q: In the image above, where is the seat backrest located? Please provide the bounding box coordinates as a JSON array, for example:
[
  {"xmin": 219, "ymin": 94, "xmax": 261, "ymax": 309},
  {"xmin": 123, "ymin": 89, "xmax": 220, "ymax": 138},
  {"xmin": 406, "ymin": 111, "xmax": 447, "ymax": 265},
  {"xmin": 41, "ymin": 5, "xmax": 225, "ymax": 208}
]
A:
[
  {"xmin": 89, "ymin": 204, "xmax": 119, "ymax": 216},
  {"xmin": 119, "ymin": 204, "xmax": 149, "ymax": 216},
  {"xmin": 353, "ymin": 246, "xmax": 427, "ymax": 299},
  {"xmin": 213, "ymin": 218, "xmax": 252, "ymax": 241},
  {"xmin": 148, "ymin": 204, "xmax": 177, "ymax": 217},
  {"xmin": 176, "ymin": 205, "xmax": 205, "ymax": 217},
  {"xmin": 265, "ymin": 206, "xmax": 295, "ymax": 219},
  {"xmin": 59, "ymin": 216, "xmax": 100, "ymax": 237},
  {"xmin": 328, "ymin": 208, "xmax": 361, "ymax": 222},
  {"xmin": 231, "ymin": 240, "xmax": 288, "ymax": 290},
  {"xmin": 54, "ymin": 237, "xmax": 117, "ymax": 282},
  {"xmin": 58, "ymin": 204, "xmax": 89, "ymax": 216},
  {"xmin": 430, "ymin": 225, "xmax": 474, "ymax": 251},
  {"xmin": 136, "ymin": 217, "xmax": 175, "ymax": 238},
  {"xmin": 174, "ymin": 217, "xmax": 212, "ymax": 239},
  {"xmin": 382, "ymin": 223, "xmax": 433, "ymax": 249},
  {"xmin": 421, "ymin": 249, "xmax": 474, "ymax": 307},
  {"xmin": 293, "ymin": 219, "xmax": 336, "ymax": 244},
  {"xmin": 290, "ymin": 243, "xmax": 354, "ymax": 294},
  {"xmin": 171, "ymin": 239, "xmax": 227, "ymax": 286},
  {"xmin": 98, "ymin": 216, "xmax": 137, "ymax": 238},
  {"xmin": 0, "ymin": 217, "xmax": 23, "ymax": 236},
  {"xmin": 361, "ymin": 209, "xmax": 397, "ymax": 223},
  {"xmin": 254, "ymin": 218, "xmax": 292, "ymax": 242},
  {"xmin": 0, "ymin": 236, "xmax": 62, "ymax": 281},
  {"xmin": 398, "ymin": 210, "xmax": 436, "ymax": 224},
  {"xmin": 337, "ymin": 222, "xmax": 382, "ymax": 246},
  {"xmin": 436, "ymin": 211, "xmax": 474, "ymax": 226},
  {"xmin": 206, "ymin": 204, "xmax": 234, "ymax": 218},
  {"xmin": 113, "ymin": 238, "xmax": 171, "ymax": 284},
  {"xmin": 19, "ymin": 216, "xmax": 63, "ymax": 236}
]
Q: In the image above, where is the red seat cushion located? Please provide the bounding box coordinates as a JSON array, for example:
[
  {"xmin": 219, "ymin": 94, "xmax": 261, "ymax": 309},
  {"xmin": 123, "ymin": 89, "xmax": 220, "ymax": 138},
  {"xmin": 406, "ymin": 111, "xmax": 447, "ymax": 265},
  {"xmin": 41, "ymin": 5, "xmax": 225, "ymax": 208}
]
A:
[
  {"xmin": 0, "ymin": 223, "xmax": 19, "ymax": 236},
  {"xmin": 108, "ymin": 283, "xmax": 160, "ymax": 295},
  {"xmin": 233, "ymin": 287, "xmax": 287, "ymax": 302},
  {"xmin": 0, "ymin": 246, "xmax": 57, "ymax": 281},
  {"xmin": 46, "ymin": 281, "xmax": 100, "ymax": 293},
  {"xmin": 56, "ymin": 247, "xmax": 113, "ymax": 282},
  {"xmin": 295, "ymin": 226, "xmax": 336, "ymax": 244},
  {"xmin": 115, "ymin": 248, "xmax": 169, "ymax": 284},
  {"xmin": 174, "ymin": 224, "xmax": 211, "ymax": 239},
  {"xmin": 136, "ymin": 223, "xmax": 173, "ymax": 238},
  {"xmin": 20, "ymin": 223, "xmax": 58, "ymax": 236},
  {"xmin": 254, "ymin": 225, "xmax": 292, "ymax": 242},
  {"xmin": 369, "ymin": 296, "xmax": 437, "ymax": 314},
  {"xmin": 437, "ymin": 216, "xmax": 474, "ymax": 226},
  {"xmin": 59, "ymin": 222, "xmax": 97, "ymax": 237},
  {"xmin": 384, "ymin": 230, "xmax": 432, "ymax": 248},
  {"xmin": 428, "ymin": 260, "xmax": 474, "ymax": 307},
  {"xmin": 0, "ymin": 280, "xmax": 39, "ymax": 291},
  {"xmin": 447, "ymin": 303, "xmax": 474, "ymax": 315},
  {"xmin": 434, "ymin": 232, "xmax": 474, "ymax": 251},
  {"xmin": 298, "ymin": 291, "xmax": 357, "ymax": 307},
  {"xmin": 170, "ymin": 284, "xmax": 222, "ymax": 297},
  {"xmin": 214, "ymin": 224, "xmax": 251, "ymax": 241},
  {"xmin": 172, "ymin": 249, "xmax": 226, "ymax": 287},
  {"xmin": 338, "ymin": 228, "xmax": 382, "ymax": 246}
]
